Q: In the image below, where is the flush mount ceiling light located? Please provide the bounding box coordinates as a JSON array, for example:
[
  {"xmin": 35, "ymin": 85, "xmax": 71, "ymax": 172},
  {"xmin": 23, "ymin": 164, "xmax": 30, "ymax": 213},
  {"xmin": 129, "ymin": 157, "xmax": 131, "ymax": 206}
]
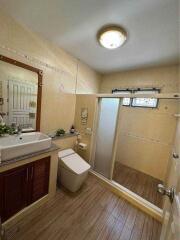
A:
[{"xmin": 97, "ymin": 25, "xmax": 127, "ymax": 50}]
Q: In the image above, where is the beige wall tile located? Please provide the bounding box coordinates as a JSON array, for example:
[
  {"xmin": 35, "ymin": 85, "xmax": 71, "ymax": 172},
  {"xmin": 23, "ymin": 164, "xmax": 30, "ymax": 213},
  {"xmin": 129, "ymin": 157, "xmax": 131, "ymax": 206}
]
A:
[
  {"xmin": 100, "ymin": 65, "xmax": 179, "ymax": 181},
  {"xmin": 100, "ymin": 65, "xmax": 179, "ymax": 93},
  {"xmin": 0, "ymin": 9, "xmax": 101, "ymax": 137},
  {"xmin": 74, "ymin": 94, "xmax": 97, "ymax": 161}
]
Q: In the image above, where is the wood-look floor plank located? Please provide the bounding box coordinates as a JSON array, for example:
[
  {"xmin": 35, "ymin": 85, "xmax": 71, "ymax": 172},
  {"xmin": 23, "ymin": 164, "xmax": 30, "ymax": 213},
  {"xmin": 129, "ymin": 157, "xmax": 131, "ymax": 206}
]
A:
[
  {"xmin": 7, "ymin": 176, "xmax": 104, "ymax": 240},
  {"xmin": 5, "ymin": 175, "xmax": 161, "ymax": 240},
  {"xmin": 113, "ymin": 162, "xmax": 163, "ymax": 208},
  {"xmin": 129, "ymin": 210, "xmax": 146, "ymax": 240},
  {"xmin": 151, "ymin": 219, "xmax": 162, "ymax": 240},
  {"xmin": 64, "ymin": 204, "xmax": 104, "ymax": 240},
  {"xmin": 106, "ymin": 218, "xmax": 125, "ymax": 240},
  {"xmin": 141, "ymin": 215, "xmax": 154, "ymax": 240},
  {"xmin": 118, "ymin": 206, "xmax": 138, "ymax": 240},
  {"xmin": 47, "ymin": 189, "xmax": 105, "ymax": 240},
  {"xmin": 96, "ymin": 214, "xmax": 117, "ymax": 240},
  {"xmin": 28, "ymin": 180, "xmax": 104, "ymax": 240}
]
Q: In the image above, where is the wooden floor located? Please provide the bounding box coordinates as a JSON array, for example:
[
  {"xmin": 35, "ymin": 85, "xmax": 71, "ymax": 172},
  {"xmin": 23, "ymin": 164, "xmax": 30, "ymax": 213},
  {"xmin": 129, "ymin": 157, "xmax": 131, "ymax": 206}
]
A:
[
  {"xmin": 113, "ymin": 162, "xmax": 163, "ymax": 208},
  {"xmin": 6, "ymin": 175, "xmax": 161, "ymax": 240}
]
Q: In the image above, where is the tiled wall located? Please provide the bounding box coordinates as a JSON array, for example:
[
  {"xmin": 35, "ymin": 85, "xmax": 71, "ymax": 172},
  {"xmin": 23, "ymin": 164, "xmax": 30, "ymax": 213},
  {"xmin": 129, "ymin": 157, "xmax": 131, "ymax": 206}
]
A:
[
  {"xmin": 100, "ymin": 65, "xmax": 179, "ymax": 180},
  {"xmin": 0, "ymin": 8, "xmax": 101, "ymax": 134}
]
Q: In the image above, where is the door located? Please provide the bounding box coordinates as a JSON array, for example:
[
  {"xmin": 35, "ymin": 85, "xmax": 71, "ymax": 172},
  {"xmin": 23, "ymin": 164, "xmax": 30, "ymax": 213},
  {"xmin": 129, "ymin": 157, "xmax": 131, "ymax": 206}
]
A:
[
  {"xmin": 160, "ymin": 119, "xmax": 180, "ymax": 240},
  {"xmin": 94, "ymin": 98, "xmax": 120, "ymax": 178},
  {"xmin": 30, "ymin": 157, "xmax": 50, "ymax": 203},
  {"xmin": 2, "ymin": 165, "xmax": 28, "ymax": 222},
  {"xmin": 8, "ymin": 79, "xmax": 37, "ymax": 129}
]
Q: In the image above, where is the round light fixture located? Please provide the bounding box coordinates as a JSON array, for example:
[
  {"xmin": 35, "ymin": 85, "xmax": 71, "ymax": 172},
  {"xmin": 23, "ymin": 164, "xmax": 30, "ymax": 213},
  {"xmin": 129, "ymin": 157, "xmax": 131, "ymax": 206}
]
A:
[{"xmin": 97, "ymin": 25, "xmax": 127, "ymax": 49}]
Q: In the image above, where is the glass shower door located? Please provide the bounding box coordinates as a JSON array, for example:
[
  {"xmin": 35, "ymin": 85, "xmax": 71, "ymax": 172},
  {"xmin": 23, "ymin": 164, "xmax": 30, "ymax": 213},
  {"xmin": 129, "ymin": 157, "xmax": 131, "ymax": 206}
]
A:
[{"xmin": 94, "ymin": 98, "xmax": 120, "ymax": 178}]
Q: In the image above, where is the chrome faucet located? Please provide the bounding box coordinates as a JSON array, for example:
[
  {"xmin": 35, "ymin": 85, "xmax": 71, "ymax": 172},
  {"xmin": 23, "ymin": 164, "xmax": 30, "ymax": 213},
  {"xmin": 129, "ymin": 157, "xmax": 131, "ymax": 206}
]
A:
[
  {"xmin": 0, "ymin": 114, "xmax": 4, "ymax": 126},
  {"xmin": 11, "ymin": 123, "xmax": 22, "ymax": 135},
  {"xmin": 16, "ymin": 125, "xmax": 22, "ymax": 135}
]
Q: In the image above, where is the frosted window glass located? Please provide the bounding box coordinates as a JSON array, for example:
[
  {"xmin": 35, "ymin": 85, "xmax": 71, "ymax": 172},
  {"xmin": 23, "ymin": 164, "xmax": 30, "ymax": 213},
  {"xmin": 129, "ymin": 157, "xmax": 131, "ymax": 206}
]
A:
[
  {"xmin": 122, "ymin": 98, "xmax": 131, "ymax": 106},
  {"xmin": 132, "ymin": 90, "xmax": 158, "ymax": 108},
  {"xmin": 132, "ymin": 98, "xmax": 157, "ymax": 107},
  {"xmin": 94, "ymin": 98, "xmax": 119, "ymax": 178}
]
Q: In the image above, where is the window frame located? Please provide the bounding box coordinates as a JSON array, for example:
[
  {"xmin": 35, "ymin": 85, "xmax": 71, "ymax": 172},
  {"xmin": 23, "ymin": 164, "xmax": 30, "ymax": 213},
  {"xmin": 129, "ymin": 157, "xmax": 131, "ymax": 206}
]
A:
[
  {"xmin": 131, "ymin": 88, "xmax": 160, "ymax": 108},
  {"xmin": 112, "ymin": 89, "xmax": 132, "ymax": 106},
  {"xmin": 112, "ymin": 88, "xmax": 160, "ymax": 108}
]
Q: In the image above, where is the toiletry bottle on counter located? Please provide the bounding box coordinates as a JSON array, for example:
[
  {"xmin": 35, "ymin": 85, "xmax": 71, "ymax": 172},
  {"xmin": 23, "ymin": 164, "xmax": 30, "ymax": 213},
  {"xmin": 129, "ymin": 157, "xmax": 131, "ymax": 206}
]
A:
[{"xmin": 70, "ymin": 125, "xmax": 75, "ymax": 134}]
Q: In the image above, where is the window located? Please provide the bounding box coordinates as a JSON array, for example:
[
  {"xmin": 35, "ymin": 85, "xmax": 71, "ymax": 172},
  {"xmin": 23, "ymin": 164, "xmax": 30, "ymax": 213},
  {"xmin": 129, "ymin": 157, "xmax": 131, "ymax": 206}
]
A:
[
  {"xmin": 132, "ymin": 97, "xmax": 158, "ymax": 108},
  {"xmin": 112, "ymin": 88, "xmax": 159, "ymax": 108},
  {"xmin": 112, "ymin": 89, "xmax": 131, "ymax": 106},
  {"xmin": 132, "ymin": 89, "xmax": 159, "ymax": 108},
  {"xmin": 122, "ymin": 97, "xmax": 131, "ymax": 106}
]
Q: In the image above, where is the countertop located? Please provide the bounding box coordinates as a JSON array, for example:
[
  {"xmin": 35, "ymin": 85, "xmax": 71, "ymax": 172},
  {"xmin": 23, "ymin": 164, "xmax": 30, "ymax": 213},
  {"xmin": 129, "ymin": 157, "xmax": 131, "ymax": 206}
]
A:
[
  {"xmin": 51, "ymin": 132, "xmax": 79, "ymax": 140},
  {"xmin": 0, "ymin": 143, "xmax": 60, "ymax": 167}
]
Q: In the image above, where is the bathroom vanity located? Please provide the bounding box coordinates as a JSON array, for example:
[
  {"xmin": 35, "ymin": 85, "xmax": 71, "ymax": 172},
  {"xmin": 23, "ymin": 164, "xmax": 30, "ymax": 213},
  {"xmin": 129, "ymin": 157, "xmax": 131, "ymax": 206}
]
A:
[
  {"xmin": 0, "ymin": 141, "xmax": 59, "ymax": 226},
  {"xmin": 0, "ymin": 55, "xmax": 60, "ymax": 228}
]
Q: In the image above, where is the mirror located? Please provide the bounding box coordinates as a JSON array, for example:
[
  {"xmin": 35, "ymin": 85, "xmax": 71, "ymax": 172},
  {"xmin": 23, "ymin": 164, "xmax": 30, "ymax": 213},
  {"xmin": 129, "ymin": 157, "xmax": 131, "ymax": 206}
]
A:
[{"xmin": 0, "ymin": 55, "xmax": 42, "ymax": 131}]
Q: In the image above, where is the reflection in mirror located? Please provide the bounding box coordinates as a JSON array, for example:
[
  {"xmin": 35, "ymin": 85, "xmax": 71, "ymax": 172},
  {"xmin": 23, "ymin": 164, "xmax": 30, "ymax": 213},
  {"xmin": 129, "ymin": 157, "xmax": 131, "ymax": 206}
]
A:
[{"xmin": 0, "ymin": 60, "xmax": 38, "ymax": 131}]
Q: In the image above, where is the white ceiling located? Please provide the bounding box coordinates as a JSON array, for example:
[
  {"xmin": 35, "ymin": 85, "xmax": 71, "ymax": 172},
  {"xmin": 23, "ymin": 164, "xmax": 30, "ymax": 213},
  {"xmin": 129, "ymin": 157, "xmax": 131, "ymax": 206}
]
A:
[{"xmin": 0, "ymin": 0, "xmax": 179, "ymax": 73}]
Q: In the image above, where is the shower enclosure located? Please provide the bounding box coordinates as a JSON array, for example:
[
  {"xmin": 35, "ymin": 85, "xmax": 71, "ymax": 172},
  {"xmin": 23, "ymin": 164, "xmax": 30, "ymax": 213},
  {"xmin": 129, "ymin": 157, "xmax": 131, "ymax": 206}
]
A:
[{"xmin": 91, "ymin": 94, "xmax": 179, "ymax": 209}]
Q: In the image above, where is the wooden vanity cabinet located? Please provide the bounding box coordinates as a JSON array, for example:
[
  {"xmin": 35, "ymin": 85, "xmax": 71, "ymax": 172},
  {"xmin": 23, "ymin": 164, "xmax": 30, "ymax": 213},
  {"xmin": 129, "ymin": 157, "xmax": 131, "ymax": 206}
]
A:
[
  {"xmin": 0, "ymin": 156, "xmax": 50, "ymax": 222},
  {"xmin": 30, "ymin": 157, "xmax": 50, "ymax": 203},
  {"xmin": 2, "ymin": 165, "xmax": 29, "ymax": 221}
]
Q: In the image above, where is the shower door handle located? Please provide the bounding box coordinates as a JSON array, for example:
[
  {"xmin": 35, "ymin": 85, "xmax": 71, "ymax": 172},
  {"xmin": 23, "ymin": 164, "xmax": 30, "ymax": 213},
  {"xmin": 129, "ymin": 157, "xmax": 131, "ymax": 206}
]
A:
[
  {"xmin": 157, "ymin": 184, "xmax": 175, "ymax": 203},
  {"xmin": 172, "ymin": 152, "xmax": 179, "ymax": 159}
]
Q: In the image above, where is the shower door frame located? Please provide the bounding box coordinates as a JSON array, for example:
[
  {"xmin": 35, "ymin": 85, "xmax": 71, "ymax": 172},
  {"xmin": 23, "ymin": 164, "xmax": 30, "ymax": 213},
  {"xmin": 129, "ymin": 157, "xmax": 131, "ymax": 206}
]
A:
[
  {"xmin": 90, "ymin": 97, "xmax": 122, "ymax": 179},
  {"xmin": 90, "ymin": 92, "xmax": 180, "ymax": 220}
]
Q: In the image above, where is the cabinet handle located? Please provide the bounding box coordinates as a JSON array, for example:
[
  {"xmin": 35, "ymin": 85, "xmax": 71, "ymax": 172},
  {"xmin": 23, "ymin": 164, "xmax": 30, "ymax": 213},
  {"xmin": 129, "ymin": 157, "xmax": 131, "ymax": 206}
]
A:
[
  {"xmin": 31, "ymin": 168, "xmax": 34, "ymax": 179},
  {"xmin": 26, "ymin": 169, "xmax": 28, "ymax": 182}
]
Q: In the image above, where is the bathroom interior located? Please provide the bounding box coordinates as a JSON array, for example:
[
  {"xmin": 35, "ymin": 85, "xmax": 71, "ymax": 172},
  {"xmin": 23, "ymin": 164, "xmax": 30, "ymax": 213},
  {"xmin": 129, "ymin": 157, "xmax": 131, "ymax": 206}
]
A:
[{"xmin": 0, "ymin": 0, "xmax": 179, "ymax": 240}]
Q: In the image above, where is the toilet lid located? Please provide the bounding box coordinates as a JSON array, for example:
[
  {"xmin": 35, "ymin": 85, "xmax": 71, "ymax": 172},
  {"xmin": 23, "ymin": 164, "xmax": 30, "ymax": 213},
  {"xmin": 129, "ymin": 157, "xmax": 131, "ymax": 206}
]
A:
[
  {"xmin": 61, "ymin": 153, "xmax": 90, "ymax": 174},
  {"xmin": 58, "ymin": 148, "xmax": 75, "ymax": 158}
]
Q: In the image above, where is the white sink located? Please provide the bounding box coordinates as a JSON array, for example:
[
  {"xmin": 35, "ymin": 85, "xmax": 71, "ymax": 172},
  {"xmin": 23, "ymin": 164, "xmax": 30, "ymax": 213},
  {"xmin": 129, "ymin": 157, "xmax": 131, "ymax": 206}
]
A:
[{"xmin": 0, "ymin": 132, "xmax": 52, "ymax": 162}]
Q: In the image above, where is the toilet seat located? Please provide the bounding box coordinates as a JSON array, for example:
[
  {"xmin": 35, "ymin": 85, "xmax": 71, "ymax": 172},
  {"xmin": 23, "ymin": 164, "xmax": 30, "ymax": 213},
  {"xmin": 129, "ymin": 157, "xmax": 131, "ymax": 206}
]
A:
[{"xmin": 60, "ymin": 153, "xmax": 90, "ymax": 175}]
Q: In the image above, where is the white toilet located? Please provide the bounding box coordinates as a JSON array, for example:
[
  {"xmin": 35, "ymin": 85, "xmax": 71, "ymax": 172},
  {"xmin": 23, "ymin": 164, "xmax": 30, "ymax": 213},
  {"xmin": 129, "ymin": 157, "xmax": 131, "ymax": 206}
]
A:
[{"xmin": 58, "ymin": 149, "xmax": 91, "ymax": 192}]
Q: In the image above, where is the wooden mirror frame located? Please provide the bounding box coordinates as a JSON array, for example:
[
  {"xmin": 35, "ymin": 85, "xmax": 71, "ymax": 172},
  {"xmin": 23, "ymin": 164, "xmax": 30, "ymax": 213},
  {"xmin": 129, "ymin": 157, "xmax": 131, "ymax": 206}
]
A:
[{"xmin": 0, "ymin": 54, "xmax": 42, "ymax": 131}]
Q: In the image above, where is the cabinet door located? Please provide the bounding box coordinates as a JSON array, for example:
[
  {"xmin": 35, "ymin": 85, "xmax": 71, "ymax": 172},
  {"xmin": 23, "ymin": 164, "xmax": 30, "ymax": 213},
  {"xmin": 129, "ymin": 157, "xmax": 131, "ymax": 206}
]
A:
[
  {"xmin": 31, "ymin": 157, "xmax": 50, "ymax": 203},
  {"xmin": 3, "ymin": 166, "xmax": 28, "ymax": 222}
]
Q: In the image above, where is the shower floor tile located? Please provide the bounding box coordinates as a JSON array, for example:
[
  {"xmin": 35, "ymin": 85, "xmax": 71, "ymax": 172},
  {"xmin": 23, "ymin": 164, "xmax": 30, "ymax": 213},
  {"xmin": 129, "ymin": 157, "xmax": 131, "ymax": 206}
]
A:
[{"xmin": 113, "ymin": 162, "xmax": 163, "ymax": 208}]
